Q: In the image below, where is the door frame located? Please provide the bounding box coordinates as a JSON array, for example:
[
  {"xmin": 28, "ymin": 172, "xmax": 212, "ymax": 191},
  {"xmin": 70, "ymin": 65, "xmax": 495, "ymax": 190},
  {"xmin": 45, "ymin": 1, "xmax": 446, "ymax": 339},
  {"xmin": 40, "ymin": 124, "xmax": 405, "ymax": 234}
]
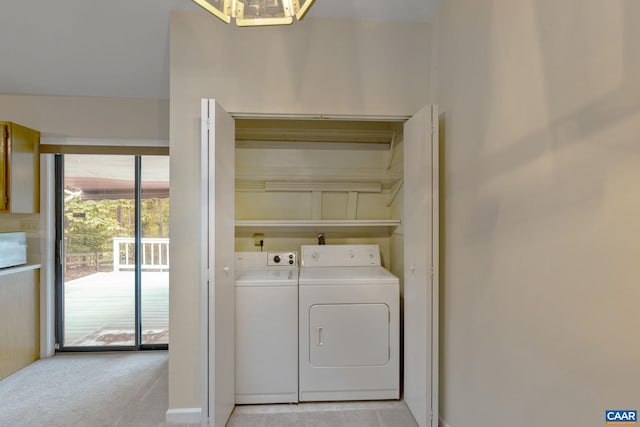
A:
[{"xmin": 200, "ymin": 106, "xmax": 439, "ymax": 426}]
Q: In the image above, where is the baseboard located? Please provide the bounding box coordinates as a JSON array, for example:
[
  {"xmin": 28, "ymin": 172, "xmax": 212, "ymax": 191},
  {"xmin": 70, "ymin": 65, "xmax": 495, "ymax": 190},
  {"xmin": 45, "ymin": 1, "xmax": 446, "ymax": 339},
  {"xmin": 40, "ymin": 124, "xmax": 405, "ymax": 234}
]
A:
[
  {"xmin": 165, "ymin": 408, "xmax": 202, "ymax": 424},
  {"xmin": 439, "ymin": 415, "xmax": 451, "ymax": 427}
]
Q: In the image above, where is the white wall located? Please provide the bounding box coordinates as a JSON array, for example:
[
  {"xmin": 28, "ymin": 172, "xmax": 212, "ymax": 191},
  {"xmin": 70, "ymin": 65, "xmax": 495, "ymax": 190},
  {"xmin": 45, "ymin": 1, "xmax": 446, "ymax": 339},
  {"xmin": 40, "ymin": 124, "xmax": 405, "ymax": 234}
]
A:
[
  {"xmin": 431, "ymin": 1, "xmax": 640, "ymax": 426},
  {"xmin": 169, "ymin": 11, "xmax": 429, "ymax": 412}
]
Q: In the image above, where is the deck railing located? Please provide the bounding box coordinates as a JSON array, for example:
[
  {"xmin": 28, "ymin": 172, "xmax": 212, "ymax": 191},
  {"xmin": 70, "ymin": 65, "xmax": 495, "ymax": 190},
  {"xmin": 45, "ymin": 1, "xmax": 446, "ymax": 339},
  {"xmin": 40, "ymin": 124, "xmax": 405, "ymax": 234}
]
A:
[{"xmin": 112, "ymin": 237, "xmax": 169, "ymax": 272}]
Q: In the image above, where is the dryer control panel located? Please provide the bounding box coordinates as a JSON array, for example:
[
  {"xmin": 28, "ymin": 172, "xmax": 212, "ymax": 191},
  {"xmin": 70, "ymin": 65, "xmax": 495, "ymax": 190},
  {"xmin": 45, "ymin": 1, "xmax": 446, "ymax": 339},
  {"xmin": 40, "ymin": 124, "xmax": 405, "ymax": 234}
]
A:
[
  {"xmin": 301, "ymin": 245, "xmax": 381, "ymax": 267},
  {"xmin": 268, "ymin": 252, "xmax": 297, "ymax": 266}
]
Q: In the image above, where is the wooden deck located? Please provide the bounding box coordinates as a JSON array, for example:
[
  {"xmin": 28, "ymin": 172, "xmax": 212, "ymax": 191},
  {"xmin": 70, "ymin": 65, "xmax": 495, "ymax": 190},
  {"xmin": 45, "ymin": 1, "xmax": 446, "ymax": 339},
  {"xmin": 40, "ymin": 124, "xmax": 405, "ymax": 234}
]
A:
[{"xmin": 64, "ymin": 271, "xmax": 168, "ymax": 347}]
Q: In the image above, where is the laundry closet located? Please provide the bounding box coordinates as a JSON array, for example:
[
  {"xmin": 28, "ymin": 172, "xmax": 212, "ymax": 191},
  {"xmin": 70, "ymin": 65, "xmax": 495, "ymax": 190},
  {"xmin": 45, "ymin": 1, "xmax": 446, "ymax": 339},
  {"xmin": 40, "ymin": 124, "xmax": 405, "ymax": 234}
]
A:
[
  {"xmin": 233, "ymin": 117, "xmax": 406, "ymax": 404},
  {"xmin": 195, "ymin": 99, "xmax": 438, "ymax": 427},
  {"xmin": 168, "ymin": 11, "xmax": 434, "ymax": 427}
]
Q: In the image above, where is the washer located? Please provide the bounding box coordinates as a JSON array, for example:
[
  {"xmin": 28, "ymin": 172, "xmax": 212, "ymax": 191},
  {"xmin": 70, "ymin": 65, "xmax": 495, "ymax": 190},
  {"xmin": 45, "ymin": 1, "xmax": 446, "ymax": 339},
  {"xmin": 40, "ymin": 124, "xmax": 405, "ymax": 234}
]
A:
[
  {"xmin": 298, "ymin": 244, "xmax": 399, "ymax": 402},
  {"xmin": 235, "ymin": 251, "xmax": 298, "ymax": 404}
]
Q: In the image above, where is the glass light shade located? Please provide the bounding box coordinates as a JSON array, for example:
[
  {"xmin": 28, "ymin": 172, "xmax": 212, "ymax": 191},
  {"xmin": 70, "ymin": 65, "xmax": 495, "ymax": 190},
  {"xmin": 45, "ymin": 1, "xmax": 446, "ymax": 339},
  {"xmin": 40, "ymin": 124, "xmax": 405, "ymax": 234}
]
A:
[{"xmin": 193, "ymin": 0, "xmax": 315, "ymax": 27}]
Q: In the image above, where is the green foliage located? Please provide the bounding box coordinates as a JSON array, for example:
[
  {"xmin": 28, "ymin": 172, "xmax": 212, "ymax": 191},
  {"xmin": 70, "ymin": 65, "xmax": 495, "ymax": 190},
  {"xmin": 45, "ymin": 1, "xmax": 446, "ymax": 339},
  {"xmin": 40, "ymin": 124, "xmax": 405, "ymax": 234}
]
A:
[
  {"xmin": 141, "ymin": 198, "xmax": 170, "ymax": 238},
  {"xmin": 65, "ymin": 196, "xmax": 169, "ymax": 255},
  {"xmin": 65, "ymin": 197, "xmax": 133, "ymax": 254}
]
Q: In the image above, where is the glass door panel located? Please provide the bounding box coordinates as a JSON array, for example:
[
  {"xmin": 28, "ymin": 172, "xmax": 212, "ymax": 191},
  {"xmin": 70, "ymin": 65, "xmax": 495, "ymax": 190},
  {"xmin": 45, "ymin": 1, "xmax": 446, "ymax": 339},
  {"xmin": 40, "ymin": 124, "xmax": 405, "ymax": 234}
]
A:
[
  {"xmin": 62, "ymin": 155, "xmax": 136, "ymax": 347},
  {"xmin": 140, "ymin": 156, "xmax": 170, "ymax": 345}
]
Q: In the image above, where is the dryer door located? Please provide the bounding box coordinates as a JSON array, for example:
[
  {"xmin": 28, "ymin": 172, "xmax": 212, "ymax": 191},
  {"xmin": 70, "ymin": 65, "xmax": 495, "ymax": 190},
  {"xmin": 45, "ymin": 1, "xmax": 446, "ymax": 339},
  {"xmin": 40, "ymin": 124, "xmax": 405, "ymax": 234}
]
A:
[{"xmin": 309, "ymin": 303, "xmax": 389, "ymax": 367}]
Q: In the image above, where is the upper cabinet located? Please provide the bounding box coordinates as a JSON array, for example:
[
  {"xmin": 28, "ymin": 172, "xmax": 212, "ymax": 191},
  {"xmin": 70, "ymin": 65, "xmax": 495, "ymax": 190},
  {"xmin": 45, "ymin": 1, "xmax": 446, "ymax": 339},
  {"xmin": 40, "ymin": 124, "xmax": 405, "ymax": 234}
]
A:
[{"xmin": 0, "ymin": 122, "xmax": 40, "ymax": 213}]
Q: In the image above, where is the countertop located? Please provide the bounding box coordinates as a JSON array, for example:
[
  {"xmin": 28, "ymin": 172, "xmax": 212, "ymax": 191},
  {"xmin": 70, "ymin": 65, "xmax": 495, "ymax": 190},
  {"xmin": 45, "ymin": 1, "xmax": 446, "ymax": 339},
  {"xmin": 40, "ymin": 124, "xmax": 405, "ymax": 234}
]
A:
[{"xmin": 0, "ymin": 263, "xmax": 41, "ymax": 277}]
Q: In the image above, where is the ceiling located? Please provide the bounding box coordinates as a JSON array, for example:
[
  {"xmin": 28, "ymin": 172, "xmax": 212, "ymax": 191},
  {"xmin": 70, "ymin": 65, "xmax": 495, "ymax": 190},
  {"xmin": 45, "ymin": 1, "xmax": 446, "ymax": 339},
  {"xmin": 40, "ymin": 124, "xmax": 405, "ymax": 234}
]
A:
[{"xmin": 0, "ymin": 0, "xmax": 439, "ymax": 100}]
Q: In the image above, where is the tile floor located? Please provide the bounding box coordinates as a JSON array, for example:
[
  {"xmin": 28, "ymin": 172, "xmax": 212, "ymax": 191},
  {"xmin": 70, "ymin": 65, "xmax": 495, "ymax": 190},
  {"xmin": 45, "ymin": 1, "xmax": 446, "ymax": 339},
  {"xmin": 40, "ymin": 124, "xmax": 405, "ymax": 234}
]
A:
[{"xmin": 227, "ymin": 401, "xmax": 419, "ymax": 427}]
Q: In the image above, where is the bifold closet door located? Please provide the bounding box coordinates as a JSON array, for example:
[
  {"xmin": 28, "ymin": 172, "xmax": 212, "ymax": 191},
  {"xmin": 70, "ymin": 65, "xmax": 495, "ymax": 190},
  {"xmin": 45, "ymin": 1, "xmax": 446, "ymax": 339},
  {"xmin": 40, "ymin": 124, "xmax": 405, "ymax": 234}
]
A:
[
  {"xmin": 404, "ymin": 105, "xmax": 439, "ymax": 427},
  {"xmin": 202, "ymin": 99, "xmax": 236, "ymax": 427}
]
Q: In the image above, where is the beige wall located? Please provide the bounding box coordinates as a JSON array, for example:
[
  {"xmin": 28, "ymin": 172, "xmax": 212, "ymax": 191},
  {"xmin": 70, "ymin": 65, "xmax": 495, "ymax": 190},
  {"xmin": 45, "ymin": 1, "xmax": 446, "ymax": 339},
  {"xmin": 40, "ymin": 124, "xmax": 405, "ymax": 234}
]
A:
[
  {"xmin": 0, "ymin": 94, "xmax": 168, "ymax": 139},
  {"xmin": 169, "ymin": 11, "xmax": 429, "ymax": 411},
  {"xmin": 431, "ymin": 1, "xmax": 640, "ymax": 426},
  {"xmin": 171, "ymin": 12, "xmax": 429, "ymax": 117}
]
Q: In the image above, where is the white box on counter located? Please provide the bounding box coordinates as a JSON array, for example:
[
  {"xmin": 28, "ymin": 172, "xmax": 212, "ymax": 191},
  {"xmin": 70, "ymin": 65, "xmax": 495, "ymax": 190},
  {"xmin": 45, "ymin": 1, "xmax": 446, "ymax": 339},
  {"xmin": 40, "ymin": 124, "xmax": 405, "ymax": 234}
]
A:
[{"xmin": 0, "ymin": 231, "xmax": 27, "ymax": 269}]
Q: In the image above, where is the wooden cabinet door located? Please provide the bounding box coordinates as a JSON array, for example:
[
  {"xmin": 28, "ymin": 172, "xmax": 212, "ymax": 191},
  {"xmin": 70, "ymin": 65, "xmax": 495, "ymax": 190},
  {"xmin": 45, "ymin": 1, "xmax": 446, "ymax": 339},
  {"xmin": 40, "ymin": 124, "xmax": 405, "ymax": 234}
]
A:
[
  {"xmin": 8, "ymin": 123, "xmax": 40, "ymax": 213},
  {"xmin": 0, "ymin": 122, "xmax": 40, "ymax": 213}
]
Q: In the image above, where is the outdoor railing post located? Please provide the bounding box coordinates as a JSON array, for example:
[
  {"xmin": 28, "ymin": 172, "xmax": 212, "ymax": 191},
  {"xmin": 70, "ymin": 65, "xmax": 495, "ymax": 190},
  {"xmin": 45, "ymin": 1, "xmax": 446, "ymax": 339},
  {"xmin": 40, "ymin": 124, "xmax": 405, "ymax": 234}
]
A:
[
  {"xmin": 113, "ymin": 238, "xmax": 120, "ymax": 272},
  {"xmin": 110, "ymin": 237, "xmax": 169, "ymax": 271}
]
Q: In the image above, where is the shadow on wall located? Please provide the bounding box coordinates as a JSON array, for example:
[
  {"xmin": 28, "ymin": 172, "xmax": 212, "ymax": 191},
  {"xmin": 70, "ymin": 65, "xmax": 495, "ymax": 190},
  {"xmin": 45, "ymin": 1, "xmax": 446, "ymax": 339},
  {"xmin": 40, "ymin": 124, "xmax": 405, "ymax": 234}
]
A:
[
  {"xmin": 449, "ymin": 1, "xmax": 640, "ymax": 236},
  {"xmin": 437, "ymin": 1, "xmax": 640, "ymax": 426}
]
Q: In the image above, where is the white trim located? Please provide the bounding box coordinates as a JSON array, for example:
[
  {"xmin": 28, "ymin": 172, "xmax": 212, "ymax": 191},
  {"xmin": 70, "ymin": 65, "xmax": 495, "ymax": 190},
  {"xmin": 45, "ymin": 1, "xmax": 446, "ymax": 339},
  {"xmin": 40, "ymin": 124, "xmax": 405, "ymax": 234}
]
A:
[
  {"xmin": 165, "ymin": 408, "xmax": 203, "ymax": 424},
  {"xmin": 200, "ymin": 99, "xmax": 211, "ymax": 425},
  {"xmin": 230, "ymin": 112, "xmax": 411, "ymax": 122},
  {"xmin": 235, "ymin": 220, "xmax": 400, "ymax": 238},
  {"xmin": 236, "ymin": 166, "xmax": 401, "ymax": 188},
  {"xmin": 236, "ymin": 140, "xmax": 390, "ymax": 151},
  {"xmin": 439, "ymin": 415, "xmax": 451, "ymax": 427},
  {"xmin": 265, "ymin": 181, "xmax": 381, "ymax": 193},
  {"xmin": 431, "ymin": 105, "xmax": 440, "ymax": 427},
  {"xmin": 41, "ymin": 137, "xmax": 169, "ymax": 147},
  {"xmin": 40, "ymin": 154, "xmax": 56, "ymax": 358}
]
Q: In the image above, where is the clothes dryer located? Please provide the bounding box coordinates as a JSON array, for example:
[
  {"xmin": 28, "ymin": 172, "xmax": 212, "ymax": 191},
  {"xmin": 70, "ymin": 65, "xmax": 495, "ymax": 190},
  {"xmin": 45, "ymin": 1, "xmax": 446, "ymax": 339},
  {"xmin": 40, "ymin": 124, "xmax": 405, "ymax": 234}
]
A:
[
  {"xmin": 298, "ymin": 245, "xmax": 399, "ymax": 402},
  {"xmin": 235, "ymin": 251, "xmax": 298, "ymax": 404}
]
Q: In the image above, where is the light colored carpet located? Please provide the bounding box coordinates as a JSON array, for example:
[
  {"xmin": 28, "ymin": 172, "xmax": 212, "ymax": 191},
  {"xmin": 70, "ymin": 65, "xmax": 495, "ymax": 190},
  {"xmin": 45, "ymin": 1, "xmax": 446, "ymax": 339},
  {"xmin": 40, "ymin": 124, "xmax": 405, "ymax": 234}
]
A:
[
  {"xmin": 0, "ymin": 352, "xmax": 417, "ymax": 427},
  {"xmin": 0, "ymin": 351, "xmax": 175, "ymax": 427}
]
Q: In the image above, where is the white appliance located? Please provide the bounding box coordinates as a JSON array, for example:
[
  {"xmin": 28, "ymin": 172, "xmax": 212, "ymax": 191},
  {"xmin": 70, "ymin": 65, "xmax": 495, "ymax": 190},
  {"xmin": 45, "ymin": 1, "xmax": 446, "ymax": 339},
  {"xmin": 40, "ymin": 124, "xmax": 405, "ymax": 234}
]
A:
[
  {"xmin": 298, "ymin": 244, "xmax": 399, "ymax": 402},
  {"xmin": 0, "ymin": 231, "xmax": 27, "ymax": 269},
  {"xmin": 235, "ymin": 251, "xmax": 298, "ymax": 404}
]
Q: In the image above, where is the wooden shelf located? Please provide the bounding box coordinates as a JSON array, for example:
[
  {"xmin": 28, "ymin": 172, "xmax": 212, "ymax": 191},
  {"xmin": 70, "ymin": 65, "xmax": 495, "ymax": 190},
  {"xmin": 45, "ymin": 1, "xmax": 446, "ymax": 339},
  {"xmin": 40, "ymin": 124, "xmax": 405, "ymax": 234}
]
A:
[{"xmin": 235, "ymin": 220, "xmax": 401, "ymax": 238}]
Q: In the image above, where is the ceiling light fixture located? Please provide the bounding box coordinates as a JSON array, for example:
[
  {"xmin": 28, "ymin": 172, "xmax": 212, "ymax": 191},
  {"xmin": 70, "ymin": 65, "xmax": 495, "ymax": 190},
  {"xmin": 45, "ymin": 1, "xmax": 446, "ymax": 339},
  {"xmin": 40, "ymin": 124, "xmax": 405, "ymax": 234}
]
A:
[{"xmin": 192, "ymin": 0, "xmax": 315, "ymax": 27}]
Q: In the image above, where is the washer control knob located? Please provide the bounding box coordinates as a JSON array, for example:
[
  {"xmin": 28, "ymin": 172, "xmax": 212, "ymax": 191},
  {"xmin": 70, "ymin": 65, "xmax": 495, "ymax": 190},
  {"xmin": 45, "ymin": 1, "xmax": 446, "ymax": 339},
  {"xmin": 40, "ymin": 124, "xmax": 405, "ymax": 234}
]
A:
[
  {"xmin": 273, "ymin": 255, "xmax": 281, "ymax": 263},
  {"xmin": 289, "ymin": 260, "xmax": 294, "ymax": 265}
]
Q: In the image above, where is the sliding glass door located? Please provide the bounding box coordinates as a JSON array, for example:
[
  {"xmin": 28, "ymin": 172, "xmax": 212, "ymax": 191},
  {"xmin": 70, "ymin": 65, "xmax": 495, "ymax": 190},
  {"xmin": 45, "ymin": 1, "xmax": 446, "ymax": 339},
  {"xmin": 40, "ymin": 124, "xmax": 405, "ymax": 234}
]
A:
[
  {"xmin": 140, "ymin": 156, "xmax": 170, "ymax": 345},
  {"xmin": 56, "ymin": 154, "xmax": 169, "ymax": 350}
]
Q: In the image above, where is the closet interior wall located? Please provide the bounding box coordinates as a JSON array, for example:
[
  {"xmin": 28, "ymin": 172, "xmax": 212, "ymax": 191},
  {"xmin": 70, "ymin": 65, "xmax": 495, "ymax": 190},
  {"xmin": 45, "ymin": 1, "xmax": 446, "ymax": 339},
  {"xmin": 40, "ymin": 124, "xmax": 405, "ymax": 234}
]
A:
[{"xmin": 233, "ymin": 119, "xmax": 405, "ymax": 274}]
